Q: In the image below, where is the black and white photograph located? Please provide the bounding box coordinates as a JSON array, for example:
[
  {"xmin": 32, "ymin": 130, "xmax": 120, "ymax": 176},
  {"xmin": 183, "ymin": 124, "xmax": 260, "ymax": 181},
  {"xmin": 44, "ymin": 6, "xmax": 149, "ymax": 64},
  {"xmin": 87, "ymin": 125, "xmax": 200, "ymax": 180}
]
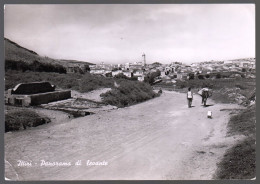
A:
[{"xmin": 4, "ymin": 3, "xmax": 256, "ymax": 180}]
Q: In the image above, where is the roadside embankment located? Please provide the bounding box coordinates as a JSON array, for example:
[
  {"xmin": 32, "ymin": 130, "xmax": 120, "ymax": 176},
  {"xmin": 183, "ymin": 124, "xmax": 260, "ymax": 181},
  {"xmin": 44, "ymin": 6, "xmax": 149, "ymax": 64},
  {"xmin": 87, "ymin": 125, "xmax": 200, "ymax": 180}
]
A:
[{"xmin": 154, "ymin": 78, "xmax": 256, "ymax": 179}]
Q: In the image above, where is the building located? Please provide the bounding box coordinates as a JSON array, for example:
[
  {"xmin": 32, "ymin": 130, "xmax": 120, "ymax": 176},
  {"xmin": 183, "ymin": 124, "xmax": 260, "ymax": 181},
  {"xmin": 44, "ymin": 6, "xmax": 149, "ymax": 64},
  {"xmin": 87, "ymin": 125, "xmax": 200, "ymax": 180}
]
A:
[
  {"xmin": 90, "ymin": 68, "xmax": 106, "ymax": 75},
  {"xmin": 122, "ymin": 71, "xmax": 133, "ymax": 78},
  {"xmin": 133, "ymin": 70, "xmax": 144, "ymax": 76},
  {"xmin": 112, "ymin": 70, "xmax": 123, "ymax": 77},
  {"xmin": 129, "ymin": 63, "xmax": 143, "ymax": 70},
  {"xmin": 160, "ymin": 71, "xmax": 166, "ymax": 77},
  {"xmin": 137, "ymin": 76, "xmax": 145, "ymax": 81},
  {"xmin": 133, "ymin": 70, "xmax": 145, "ymax": 81}
]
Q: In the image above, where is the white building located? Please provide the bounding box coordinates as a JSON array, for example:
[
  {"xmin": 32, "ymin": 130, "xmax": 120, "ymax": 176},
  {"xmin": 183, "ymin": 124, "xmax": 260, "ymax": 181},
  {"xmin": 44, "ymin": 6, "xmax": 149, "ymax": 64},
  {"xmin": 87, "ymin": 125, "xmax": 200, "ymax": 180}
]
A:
[
  {"xmin": 112, "ymin": 70, "xmax": 123, "ymax": 77},
  {"xmin": 90, "ymin": 69, "xmax": 106, "ymax": 75},
  {"xmin": 137, "ymin": 76, "xmax": 145, "ymax": 81},
  {"xmin": 122, "ymin": 71, "xmax": 133, "ymax": 78},
  {"xmin": 133, "ymin": 70, "xmax": 144, "ymax": 76}
]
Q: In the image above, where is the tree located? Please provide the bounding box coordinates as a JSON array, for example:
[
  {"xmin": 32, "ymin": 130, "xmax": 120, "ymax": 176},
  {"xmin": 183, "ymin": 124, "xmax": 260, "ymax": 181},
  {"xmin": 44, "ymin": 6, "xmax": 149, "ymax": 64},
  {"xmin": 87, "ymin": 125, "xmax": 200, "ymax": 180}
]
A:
[
  {"xmin": 216, "ymin": 73, "xmax": 221, "ymax": 79},
  {"xmin": 188, "ymin": 73, "xmax": 195, "ymax": 80},
  {"xmin": 105, "ymin": 72, "xmax": 112, "ymax": 77},
  {"xmin": 144, "ymin": 70, "xmax": 161, "ymax": 84},
  {"xmin": 114, "ymin": 73, "xmax": 128, "ymax": 79},
  {"xmin": 152, "ymin": 62, "xmax": 162, "ymax": 67},
  {"xmin": 84, "ymin": 65, "xmax": 90, "ymax": 72},
  {"xmin": 198, "ymin": 75, "xmax": 204, "ymax": 79}
]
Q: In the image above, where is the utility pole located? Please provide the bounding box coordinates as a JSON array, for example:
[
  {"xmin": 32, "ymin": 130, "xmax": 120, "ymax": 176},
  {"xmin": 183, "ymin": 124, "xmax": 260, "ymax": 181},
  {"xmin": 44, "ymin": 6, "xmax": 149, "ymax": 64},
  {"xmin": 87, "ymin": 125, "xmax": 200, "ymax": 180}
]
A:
[{"xmin": 142, "ymin": 53, "xmax": 146, "ymax": 67}]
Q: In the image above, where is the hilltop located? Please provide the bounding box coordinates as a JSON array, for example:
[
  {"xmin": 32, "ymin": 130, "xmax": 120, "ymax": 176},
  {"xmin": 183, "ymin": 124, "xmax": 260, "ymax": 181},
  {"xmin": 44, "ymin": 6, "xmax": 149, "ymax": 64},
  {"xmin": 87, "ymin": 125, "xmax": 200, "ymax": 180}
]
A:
[{"xmin": 4, "ymin": 38, "xmax": 94, "ymax": 67}]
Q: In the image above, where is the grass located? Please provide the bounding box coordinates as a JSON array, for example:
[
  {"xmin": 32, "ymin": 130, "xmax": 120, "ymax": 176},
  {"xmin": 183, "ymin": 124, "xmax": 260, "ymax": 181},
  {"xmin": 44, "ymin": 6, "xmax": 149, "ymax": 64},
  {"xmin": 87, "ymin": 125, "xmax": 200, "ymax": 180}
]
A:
[
  {"xmin": 215, "ymin": 104, "xmax": 256, "ymax": 179},
  {"xmin": 5, "ymin": 108, "xmax": 50, "ymax": 132},
  {"xmin": 216, "ymin": 137, "xmax": 256, "ymax": 179},
  {"xmin": 227, "ymin": 105, "xmax": 256, "ymax": 136}
]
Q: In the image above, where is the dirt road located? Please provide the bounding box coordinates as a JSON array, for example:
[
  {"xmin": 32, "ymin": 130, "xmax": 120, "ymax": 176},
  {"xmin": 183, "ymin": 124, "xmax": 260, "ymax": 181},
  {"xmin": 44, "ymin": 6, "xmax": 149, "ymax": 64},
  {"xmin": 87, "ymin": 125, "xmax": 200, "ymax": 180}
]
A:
[{"xmin": 5, "ymin": 91, "xmax": 243, "ymax": 180}]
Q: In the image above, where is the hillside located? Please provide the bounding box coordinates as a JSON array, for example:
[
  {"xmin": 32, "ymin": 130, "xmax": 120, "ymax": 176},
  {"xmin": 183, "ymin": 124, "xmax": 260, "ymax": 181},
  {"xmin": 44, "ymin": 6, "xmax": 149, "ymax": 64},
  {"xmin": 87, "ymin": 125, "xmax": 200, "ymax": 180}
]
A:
[
  {"xmin": 58, "ymin": 59, "xmax": 94, "ymax": 67},
  {"xmin": 4, "ymin": 38, "xmax": 94, "ymax": 67}
]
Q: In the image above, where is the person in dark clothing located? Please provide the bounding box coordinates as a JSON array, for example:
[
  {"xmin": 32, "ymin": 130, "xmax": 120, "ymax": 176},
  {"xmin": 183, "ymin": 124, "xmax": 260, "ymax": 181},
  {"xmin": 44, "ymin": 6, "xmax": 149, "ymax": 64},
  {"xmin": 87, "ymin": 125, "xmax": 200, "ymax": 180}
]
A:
[{"xmin": 199, "ymin": 87, "xmax": 211, "ymax": 106}]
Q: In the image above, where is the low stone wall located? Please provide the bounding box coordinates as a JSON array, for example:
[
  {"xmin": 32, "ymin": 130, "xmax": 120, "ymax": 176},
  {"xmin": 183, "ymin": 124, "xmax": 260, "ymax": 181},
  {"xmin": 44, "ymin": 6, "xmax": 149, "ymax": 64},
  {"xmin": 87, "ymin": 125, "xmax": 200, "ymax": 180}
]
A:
[
  {"xmin": 7, "ymin": 90, "xmax": 71, "ymax": 106},
  {"xmin": 29, "ymin": 90, "xmax": 71, "ymax": 105}
]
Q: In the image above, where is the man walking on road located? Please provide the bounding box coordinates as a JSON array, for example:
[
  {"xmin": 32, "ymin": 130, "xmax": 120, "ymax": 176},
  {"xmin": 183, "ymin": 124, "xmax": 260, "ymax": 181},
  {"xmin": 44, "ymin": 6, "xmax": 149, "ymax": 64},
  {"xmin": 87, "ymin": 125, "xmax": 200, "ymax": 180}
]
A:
[
  {"xmin": 187, "ymin": 87, "xmax": 193, "ymax": 108},
  {"xmin": 198, "ymin": 87, "xmax": 210, "ymax": 106}
]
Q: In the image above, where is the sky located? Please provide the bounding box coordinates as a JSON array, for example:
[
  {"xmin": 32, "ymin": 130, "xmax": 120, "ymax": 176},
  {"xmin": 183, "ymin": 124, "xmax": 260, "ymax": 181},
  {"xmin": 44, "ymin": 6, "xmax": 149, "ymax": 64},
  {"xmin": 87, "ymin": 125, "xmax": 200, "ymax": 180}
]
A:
[{"xmin": 4, "ymin": 4, "xmax": 255, "ymax": 64}]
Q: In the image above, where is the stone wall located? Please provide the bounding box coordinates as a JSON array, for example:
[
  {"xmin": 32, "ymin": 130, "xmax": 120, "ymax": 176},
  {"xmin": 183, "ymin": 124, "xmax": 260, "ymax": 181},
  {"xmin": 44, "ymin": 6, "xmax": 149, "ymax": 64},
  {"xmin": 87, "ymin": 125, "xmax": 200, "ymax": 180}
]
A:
[
  {"xmin": 29, "ymin": 90, "xmax": 71, "ymax": 105},
  {"xmin": 7, "ymin": 90, "xmax": 71, "ymax": 106}
]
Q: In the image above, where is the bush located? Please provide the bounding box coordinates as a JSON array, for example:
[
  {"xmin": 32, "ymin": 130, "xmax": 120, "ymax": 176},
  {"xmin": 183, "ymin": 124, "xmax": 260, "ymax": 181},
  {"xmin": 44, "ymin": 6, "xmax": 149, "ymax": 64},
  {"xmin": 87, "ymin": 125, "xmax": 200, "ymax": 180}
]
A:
[
  {"xmin": 205, "ymin": 74, "xmax": 210, "ymax": 79},
  {"xmin": 197, "ymin": 75, "xmax": 204, "ymax": 79},
  {"xmin": 216, "ymin": 73, "xmax": 222, "ymax": 79},
  {"xmin": 5, "ymin": 60, "xmax": 66, "ymax": 73},
  {"xmin": 188, "ymin": 73, "xmax": 195, "ymax": 80},
  {"xmin": 114, "ymin": 73, "xmax": 128, "ymax": 79},
  {"xmin": 5, "ymin": 109, "xmax": 50, "ymax": 132},
  {"xmin": 79, "ymin": 73, "xmax": 114, "ymax": 92},
  {"xmin": 144, "ymin": 70, "xmax": 161, "ymax": 84},
  {"xmin": 101, "ymin": 80, "xmax": 159, "ymax": 107}
]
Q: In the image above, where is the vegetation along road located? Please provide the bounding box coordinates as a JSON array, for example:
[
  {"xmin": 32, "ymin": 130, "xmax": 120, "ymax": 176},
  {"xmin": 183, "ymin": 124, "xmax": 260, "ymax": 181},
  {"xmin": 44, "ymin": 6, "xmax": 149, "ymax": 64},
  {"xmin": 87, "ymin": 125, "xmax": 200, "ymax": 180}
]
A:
[{"xmin": 5, "ymin": 91, "xmax": 244, "ymax": 180}]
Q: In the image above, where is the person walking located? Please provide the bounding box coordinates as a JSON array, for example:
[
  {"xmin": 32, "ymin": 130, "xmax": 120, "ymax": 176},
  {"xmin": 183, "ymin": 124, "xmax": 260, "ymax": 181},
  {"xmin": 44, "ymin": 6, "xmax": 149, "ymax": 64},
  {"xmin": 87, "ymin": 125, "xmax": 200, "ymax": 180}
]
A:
[
  {"xmin": 187, "ymin": 87, "xmax": 193, "ymax": 108},
  {"xmin": 198, "ymin": 87, "xmax": 211, "ymax": 106}
]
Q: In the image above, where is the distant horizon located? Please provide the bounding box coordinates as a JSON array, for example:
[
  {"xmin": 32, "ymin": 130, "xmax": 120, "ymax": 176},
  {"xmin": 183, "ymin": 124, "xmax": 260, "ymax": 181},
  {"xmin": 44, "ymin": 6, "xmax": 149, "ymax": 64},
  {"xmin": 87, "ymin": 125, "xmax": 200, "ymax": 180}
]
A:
[
  {"xmin": 55, "ymin": 55, "xmax": 255, "ymax": 65},
  {"xmin": 5, "ymin": 36, "xmax": 254, "ymax": 66},
  {"xmin": 4, "ymin": 4, "xmax": 255, "ymax": 64},
  {"xmin": 5, "ymin": 36, "xmax": 255, "ymax": 65}
]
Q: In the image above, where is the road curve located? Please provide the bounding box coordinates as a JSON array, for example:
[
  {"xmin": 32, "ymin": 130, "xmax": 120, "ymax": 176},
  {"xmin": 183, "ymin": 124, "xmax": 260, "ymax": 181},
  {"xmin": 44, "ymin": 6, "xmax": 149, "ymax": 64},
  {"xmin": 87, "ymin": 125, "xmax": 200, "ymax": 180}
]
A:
[{"xmin": 5, "ymin": 91, "xmax": 242, "ymax": 180}]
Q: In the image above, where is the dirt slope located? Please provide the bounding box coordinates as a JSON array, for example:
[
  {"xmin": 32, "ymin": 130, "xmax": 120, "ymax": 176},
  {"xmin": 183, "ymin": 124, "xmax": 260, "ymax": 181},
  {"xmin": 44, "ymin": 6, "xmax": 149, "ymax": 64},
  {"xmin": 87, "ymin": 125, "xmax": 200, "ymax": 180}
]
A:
[{"xmin": 5, "ymin": 91, "xmax": 243, "ymax": 180}]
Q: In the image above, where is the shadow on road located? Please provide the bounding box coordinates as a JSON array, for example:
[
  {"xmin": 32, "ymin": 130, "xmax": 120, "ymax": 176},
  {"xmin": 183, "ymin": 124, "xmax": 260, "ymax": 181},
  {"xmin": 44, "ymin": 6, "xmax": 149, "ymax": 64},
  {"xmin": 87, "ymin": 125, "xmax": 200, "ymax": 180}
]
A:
[{"xmin": 203, "ymin": 104, "xmax": 214, "ymax": 107}]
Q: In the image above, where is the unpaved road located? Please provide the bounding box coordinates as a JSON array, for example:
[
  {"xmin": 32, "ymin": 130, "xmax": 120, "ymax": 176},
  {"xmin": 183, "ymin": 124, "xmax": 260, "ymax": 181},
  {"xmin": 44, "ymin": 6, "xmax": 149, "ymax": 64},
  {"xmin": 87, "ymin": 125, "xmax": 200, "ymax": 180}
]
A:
[{"xmin": 5, "ymin": 91, "xmax": 243, "ymax": 180}]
